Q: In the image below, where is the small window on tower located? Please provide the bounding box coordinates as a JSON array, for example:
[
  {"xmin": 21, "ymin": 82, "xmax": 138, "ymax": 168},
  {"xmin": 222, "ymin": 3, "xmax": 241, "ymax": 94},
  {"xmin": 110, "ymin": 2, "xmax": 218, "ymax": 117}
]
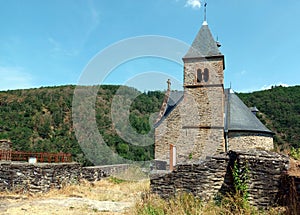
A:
[
  {"xmin": 204, "ymin": 68, "xmax": 209, "ymax": 82},
  {"xmin": 197, "ymin": 69, "xmax": 202, "ymax": 83}
]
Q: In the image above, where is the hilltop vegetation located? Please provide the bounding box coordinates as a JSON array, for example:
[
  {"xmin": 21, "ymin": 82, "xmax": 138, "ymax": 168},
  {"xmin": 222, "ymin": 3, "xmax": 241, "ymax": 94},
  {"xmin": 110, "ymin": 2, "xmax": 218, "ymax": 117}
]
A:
[
  {"xmin": 0, "ymin": 85, "xmax": 164, "ymax": 165},
  {"xmin": 0, "ymin": 85, "xmax": 299, "ymax": 165},
  {"xmin": 238, "ymin": 85, "xmax": 300, "ymax": 149}
]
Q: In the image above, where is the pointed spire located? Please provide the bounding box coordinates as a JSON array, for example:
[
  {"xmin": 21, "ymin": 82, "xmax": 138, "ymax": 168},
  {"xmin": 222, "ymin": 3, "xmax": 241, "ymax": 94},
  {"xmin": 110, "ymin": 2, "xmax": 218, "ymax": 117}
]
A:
[
  {"xmin": 183, "ymin": 1, "xmax": 223, "ymax": 59},
  {"xmin": 183, "ymin": 24, "xmax": 222, "ymax": 59}
]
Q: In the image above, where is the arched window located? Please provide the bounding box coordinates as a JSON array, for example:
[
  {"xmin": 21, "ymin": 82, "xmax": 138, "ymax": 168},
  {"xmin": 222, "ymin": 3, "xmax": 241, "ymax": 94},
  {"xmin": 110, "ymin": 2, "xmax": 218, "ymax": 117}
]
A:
[
  {"xmin": 197, "ymin": 69, "xmax": 202, "ymax": 83},
  {"xmin": 204, "ymin": 68, "xmax": 209, "ymax": 82}
]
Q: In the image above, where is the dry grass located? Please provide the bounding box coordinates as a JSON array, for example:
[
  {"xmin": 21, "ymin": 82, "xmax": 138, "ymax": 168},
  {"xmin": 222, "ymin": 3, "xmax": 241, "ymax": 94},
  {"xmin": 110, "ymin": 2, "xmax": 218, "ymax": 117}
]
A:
[
  {"xmin": 0, "ymin": 163, "xmax": 293, "ymax": 215},
  {"xmin": 0, "ymin": 179, "xmax": 288, "ymax": 215},
  {"xmin": 288, "ymin": 158, "xmax": 300, "ymax": 177},
  {"xmin": 133, "ymin": 192, "xmax": 287, "ymax": 215},
  {"xmin": 0, "ymin": 176, "xmax": 150, "ymax": 215},
  {"xmin": 41, "ymin": 178, "xmax": 149, "ymax": 202}
]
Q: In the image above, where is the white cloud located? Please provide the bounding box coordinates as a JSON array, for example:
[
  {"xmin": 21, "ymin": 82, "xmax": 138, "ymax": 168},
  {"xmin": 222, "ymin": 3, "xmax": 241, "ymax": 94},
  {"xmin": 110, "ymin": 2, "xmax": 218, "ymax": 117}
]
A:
[
  {"xmin": 88, "ymin": 1, "xmax": 100, "ymax": 29},
  {"xmin": 238, "ymin": 82, "xmax": 290, "ymax": 93},
  {"xmin": 260, "ymin": 83, "xmax": 289, "ymax": 91},
  {"xmin": 80, "ymin": 0, "xmax": 101, "ymax": 48},
  {"xmin": 0, "ymin": 67, "xmax": 34, "ymax": 91},
  {"xmin": 185, "ymin": 0, "xmax": 201, "ymax": 9}
]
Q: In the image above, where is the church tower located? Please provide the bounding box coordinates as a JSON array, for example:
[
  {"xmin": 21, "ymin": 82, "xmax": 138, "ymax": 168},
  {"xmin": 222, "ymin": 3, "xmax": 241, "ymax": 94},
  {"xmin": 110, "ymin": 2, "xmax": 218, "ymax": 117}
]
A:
[
  {"xmin": 182, "ymin": 18, "xmax": 225, "ymax": 155},
  {"xmin": 154, "ymin": 5, "xmax": 273, "ymax": 165}
]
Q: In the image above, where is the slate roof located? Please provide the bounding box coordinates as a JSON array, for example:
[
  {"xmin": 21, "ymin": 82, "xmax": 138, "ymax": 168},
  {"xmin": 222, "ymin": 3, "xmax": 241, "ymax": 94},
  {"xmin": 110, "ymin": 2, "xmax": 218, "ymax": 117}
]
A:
[
  {"xmin": 224, "ymin": 89, "xmax": 273, "ymax": 134},
  {"xmin": 183, "ymin": 22, "xmax": 223, "ymax": 59},
  {"xmin": 155, "ymin": 89, "xmax": 273, "ymax": 135}
]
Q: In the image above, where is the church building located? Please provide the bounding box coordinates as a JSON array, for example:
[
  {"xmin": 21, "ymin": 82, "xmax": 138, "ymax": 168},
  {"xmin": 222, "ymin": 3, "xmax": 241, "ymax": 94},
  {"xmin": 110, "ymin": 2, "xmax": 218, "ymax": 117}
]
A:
[{"xmin": 154, "ymin": 18, "xmax": 274, "ymax": 164}]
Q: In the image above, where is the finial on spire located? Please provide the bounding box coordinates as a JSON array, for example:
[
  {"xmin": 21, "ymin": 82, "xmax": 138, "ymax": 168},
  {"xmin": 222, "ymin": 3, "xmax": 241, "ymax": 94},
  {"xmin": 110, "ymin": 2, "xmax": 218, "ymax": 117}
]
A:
[
  {"xmin": 204, "ymin": 2, "xmax": 207, "ymax": 21},
  {"xmin": 202, "ymin": 2, "xmax": 208, "ymax": 25},
  {"xmin": 167, "ymin": 79, "xmax": 171, "ymax": 91}
]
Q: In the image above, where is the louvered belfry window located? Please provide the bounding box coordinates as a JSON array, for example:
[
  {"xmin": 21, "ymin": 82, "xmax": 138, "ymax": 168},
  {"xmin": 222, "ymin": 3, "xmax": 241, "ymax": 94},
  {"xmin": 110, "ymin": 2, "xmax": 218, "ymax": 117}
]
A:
[
  {"xmin": 197, "ymin": 69, "xmax": 202, "ymax": 83},
  {"xmin": 204, "ymin": 68, "xmax": 209, "ymax": 82}
]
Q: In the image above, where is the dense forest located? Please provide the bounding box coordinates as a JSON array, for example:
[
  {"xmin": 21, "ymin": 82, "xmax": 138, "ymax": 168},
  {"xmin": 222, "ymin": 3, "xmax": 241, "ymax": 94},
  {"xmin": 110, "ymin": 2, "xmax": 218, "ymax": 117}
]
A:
[
  {"xmin": 0, "ymin": 85, "xmax": 164, "ymax": 165},
  {"xmin": 238, "ymin": 85, "xmax": 300, "ymax": 149},
  {"xmin": 0, "ymin": 85, "xmax": 299, "ymax": 165}
]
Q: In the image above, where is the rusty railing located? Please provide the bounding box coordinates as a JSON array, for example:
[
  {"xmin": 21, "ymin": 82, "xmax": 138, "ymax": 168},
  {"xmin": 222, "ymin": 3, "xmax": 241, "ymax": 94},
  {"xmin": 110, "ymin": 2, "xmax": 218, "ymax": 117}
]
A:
[{"xmin": 0, "ymin": 150, "xmax": 72, "ymax": 163}]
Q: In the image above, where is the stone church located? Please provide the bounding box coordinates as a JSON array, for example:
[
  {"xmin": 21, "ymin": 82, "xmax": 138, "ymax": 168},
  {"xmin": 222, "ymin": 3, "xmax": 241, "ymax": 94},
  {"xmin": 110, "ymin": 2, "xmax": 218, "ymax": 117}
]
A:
[{"xmin": 154, "ymin": 20, "xmax": 274, "ymax": 164}]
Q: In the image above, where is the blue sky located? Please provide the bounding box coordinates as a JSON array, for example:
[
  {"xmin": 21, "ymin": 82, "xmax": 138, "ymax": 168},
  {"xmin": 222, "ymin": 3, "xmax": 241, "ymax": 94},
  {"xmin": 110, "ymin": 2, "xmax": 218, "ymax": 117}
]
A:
[{"xmin": 1, "ymin": 0, "xmax": 300, "ymax": 92}]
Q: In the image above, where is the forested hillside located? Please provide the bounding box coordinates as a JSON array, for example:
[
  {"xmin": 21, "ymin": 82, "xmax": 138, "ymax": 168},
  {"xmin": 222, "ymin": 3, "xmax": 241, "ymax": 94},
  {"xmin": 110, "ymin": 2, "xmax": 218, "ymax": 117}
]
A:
[
  {"xmin": 0, "ymin": 85, "xmax": 164, "ymax": 165},
  {"xmin": 0, "ymin": 85, "xmax": 299, "ymax": 165},
  {"xmin": 238, "ymin": 85, "xmax": 300, "ymax": 149}
]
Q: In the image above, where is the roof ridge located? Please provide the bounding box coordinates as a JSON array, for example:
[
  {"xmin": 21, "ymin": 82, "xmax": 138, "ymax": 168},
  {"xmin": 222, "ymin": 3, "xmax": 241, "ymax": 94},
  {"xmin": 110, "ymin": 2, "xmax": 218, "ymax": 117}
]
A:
[{"xmin": 155, "ymin": 89, "xmax": 171, "ymax": 124}]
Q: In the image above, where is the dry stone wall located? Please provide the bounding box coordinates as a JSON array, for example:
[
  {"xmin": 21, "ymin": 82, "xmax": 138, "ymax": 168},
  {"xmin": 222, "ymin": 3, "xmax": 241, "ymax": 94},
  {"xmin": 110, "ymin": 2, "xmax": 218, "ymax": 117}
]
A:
[
  {"xmin": 81, "ymin": 164, "xmax": 130, "ymax": 182},
  {"xmin": 151, "ymin": 154, "xmax": 229, "ymax": 201},
  {"xmin": 0, "ymin": 162, "xmax": 81, "ymax": 193},
  {"xmin": 0, "ymin": 162, "xmax": 130, "ymax": 193},
  {"xmin": 151, "ymin": 150, "xmax": 292, "ymax": 209},
  {"xmin": 230, "ymin": 150, "xmax": 289, "ymax": 208}
]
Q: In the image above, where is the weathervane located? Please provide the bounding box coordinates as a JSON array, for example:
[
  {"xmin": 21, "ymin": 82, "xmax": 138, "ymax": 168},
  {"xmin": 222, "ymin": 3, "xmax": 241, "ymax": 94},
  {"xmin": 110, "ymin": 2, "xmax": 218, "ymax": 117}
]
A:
[{"xmin": 204, "ymin": 2, "xmax": 207, "ymax": 22}]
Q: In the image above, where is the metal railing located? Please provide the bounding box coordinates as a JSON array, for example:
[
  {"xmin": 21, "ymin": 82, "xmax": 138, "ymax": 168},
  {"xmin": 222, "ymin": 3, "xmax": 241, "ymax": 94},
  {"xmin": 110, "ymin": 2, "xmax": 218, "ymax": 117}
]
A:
[{"xmin": 0, "ymin": 150, "xmax": 72, "ymax": 163}]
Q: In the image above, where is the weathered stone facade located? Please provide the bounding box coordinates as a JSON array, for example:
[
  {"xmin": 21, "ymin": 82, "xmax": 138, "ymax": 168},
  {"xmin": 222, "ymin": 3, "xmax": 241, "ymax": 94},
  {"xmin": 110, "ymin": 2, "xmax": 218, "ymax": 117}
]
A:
[
  {"xmin": 151, "ymin": 150, "xmax": 291, "ymax": 209},
  {"xmin": 228, "ymin": 132, "xmax": 274, "ymax": 151},
  {"xmin": 183, "ymin": 57, "xmax": 224, "ymax": 86},
  {"xmin": 155, "ymin": 53, "xmax": 225, "ymax": 163},
  {"xmin": 155, "ymin": 91, "xmax": 225, "ymax": 163}
]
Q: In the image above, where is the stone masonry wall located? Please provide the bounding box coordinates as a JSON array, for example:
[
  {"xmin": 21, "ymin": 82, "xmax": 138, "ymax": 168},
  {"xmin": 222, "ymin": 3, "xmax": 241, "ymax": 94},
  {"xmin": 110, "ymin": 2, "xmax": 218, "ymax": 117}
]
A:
[
  {"xmin": 155, "ymin": 56, "xmax": 226, "ymax": 164},
  {"xmin": 228, "ymin": 132, "xmax": 274, "ymax": 151},
  {"xmin": 81, "ymin": 164, "xmax": 130, "ymax": 182},
  {"xmin": 151, "ymin": 154, "xmax": 229, "ymax": 201},
  {"xmin": 0, "ymin": 162, "xmax": 130, "ymax": 193},
  {"xmin": 155, "ymin": 111, "xmax": 225, "ymax": 163},
  {"xmin": 0, "ymin": 162, "xmax": 81, "ymax": 193},
  {"xmin": 231, "ymin": 150, "xmax": 289, "ymax": 208},
  {"xmin": 183, "ymin": 57, "xmax": 224, "ymax": 86},
  {"xmin": 155, "ymin": 89, "xmax": 225, "ymax": 163},
  {"xmin": 151, "ymin": 150, "xmax": 291, "ymax": 209},
  {"xmin": 155, "ymin": 104, "xmax": 182, "ymax": 162},
  {"xmin": 184, "ymin": 87, "xmax": 224, "ymax": 127}
]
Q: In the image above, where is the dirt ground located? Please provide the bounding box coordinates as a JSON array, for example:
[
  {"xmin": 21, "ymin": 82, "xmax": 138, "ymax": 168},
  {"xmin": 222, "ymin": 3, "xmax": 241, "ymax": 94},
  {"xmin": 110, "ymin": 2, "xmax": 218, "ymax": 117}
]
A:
[{"xmin": 0, "ymin": 178, "xmax": 149, "ymax": 215}]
